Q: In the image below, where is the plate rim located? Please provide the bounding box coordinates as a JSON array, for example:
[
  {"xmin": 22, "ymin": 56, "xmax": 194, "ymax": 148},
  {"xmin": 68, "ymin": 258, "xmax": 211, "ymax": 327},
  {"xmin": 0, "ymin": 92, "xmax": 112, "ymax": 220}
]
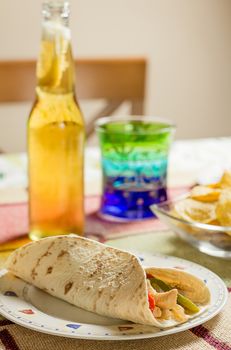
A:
[{"xmin": 0, "ymin": 252, "xmax": 228, "ymax": 341}]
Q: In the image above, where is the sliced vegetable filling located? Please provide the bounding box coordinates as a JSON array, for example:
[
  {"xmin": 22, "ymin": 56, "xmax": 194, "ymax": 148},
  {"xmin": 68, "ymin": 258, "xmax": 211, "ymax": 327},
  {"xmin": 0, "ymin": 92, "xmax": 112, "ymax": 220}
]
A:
[
  {"xmin": 148, "ymin": 291, "xmax": 155, "ymax": 312},
  {"xmin": 146, "ymin": 273, "xmax": 200, "ymax": 316}
]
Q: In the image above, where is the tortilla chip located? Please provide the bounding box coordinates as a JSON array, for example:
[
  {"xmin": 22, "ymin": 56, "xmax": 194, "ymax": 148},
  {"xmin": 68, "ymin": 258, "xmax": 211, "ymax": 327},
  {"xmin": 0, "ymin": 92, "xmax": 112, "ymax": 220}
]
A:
[
  {"xmin": 219, "ymin": 171, "xmax": 231, "ymax": 188},
  {"xmin": 174, "ymin": 198, "xmax": 216, "ymax": 224},
  {"xmin": 216, "ymin": 191, "xmax": 231, "ymax": 227},
  {"xmin": 190, "ymin": 186, "xmax": 220, "ymax": 202}
]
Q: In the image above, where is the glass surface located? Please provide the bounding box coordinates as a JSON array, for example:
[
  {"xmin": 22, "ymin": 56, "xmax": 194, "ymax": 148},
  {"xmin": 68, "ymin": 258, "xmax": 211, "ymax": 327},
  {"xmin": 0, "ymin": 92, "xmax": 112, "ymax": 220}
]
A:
[
  {"xmin": 28, "ymin": 0, "xmax": 84, "ymax": 240},
  {"xmin": 151, "ymin": 197, "xmax": 231, "ymax": 259},
  {"xmin": 96, "ymin": 116, "xmax": 175, "ymax": 221}
]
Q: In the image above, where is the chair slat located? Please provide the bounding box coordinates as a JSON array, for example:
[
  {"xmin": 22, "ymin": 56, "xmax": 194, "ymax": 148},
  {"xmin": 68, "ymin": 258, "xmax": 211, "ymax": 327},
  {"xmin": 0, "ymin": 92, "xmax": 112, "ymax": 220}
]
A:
[
  {"xmin": 0, "ymin": 58, "xmax": 146, "ymax": 102},
  {"xmin": 0, "ymin": 58, "xmax": 146, "ymax": 144}
]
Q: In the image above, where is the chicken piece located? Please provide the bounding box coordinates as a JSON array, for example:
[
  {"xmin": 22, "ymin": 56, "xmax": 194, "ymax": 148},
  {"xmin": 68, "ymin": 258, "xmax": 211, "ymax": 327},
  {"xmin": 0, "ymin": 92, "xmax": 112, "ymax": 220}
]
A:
[
  {"xmin": 171, "ymin": 304, "xmax": 188, "ymax": 322},
  {"xmin": 155, "ymin": 289, "xmax": 178, "ymax": 309},
  {"xmin": 161, "ymin": 308, "xmax": 171, "ymax": 320},
  {"xmin": 153, "ymin": 306, "xmax": 162, "ymax": 318}
]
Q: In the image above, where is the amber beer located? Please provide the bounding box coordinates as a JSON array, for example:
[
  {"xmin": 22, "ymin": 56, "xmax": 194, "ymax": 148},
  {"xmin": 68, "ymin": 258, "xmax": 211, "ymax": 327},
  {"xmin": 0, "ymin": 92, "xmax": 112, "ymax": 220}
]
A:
[{"xmin": 28, "ymin": 0, "xmax": 85, "ymax": 240}]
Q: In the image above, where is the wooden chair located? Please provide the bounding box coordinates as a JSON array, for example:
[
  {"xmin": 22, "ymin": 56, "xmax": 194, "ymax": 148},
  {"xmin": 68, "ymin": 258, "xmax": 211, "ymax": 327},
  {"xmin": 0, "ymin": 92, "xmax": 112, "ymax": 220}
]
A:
[{"xmin": 0, "ymin": 58, "xmax": 146, "ymax": 138}]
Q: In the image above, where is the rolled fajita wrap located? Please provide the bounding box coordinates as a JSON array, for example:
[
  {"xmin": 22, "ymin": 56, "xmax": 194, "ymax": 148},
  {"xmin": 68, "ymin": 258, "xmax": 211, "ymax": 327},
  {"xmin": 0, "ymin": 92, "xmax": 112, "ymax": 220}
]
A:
[{"xmin": 5, "ymin": 235, "xmax": 210, "ymax": 327}]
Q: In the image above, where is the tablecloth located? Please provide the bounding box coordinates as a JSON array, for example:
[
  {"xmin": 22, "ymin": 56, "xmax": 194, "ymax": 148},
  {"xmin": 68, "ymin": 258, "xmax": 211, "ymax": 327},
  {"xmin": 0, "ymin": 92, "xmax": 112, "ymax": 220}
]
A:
[{"xmin": 0, "ymin": 138, "xmax": 231, "ymax": 350}]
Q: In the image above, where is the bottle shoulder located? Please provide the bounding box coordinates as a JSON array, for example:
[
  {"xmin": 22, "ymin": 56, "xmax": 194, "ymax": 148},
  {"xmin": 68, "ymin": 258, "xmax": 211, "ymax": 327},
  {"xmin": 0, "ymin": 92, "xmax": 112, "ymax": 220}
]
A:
[{"xmin": 29, "ymin": 89, "xmax": 84, "ymax": 129}]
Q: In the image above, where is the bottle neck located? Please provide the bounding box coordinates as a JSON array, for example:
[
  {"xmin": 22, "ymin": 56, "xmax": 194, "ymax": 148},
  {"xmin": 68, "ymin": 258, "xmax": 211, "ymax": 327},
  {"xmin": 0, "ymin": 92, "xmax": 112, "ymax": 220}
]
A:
[{"xmin": 36, "ymin": 0, "xmax": 75, "ymax": 95}]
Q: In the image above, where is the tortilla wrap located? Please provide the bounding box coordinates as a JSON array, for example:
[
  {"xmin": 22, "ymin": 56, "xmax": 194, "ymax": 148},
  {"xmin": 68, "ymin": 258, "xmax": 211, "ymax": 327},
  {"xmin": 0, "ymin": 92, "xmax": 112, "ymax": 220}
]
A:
[{"xmin": 5, "ymin": 235, "xmax": 210, "ymax": 327}]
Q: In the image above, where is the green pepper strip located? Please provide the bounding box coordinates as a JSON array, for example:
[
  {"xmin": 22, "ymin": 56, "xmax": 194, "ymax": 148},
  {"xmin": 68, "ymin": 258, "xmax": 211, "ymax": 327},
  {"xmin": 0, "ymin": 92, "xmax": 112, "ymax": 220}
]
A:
[{"xmin": 149, "ymin": 276, "xmax": 200, "ymax": 314}]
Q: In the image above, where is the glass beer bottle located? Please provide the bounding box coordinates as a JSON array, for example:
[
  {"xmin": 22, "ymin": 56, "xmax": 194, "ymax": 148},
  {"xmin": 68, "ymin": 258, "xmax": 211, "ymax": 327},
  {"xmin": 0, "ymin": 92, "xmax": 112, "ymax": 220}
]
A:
[{"xmin": 28, "ymin": 0, "xmax": 85, "ymax": 240}]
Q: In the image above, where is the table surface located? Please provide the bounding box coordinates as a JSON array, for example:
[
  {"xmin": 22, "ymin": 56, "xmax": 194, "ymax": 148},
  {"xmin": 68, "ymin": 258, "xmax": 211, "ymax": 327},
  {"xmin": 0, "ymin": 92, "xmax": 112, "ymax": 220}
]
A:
[
  {"xmin": 0, "ymin": 137, "xmax": 231, "ymax": 350},
  {"xmin": 1, "ymin": 137, "xmax": 231, "ymax": 198}
]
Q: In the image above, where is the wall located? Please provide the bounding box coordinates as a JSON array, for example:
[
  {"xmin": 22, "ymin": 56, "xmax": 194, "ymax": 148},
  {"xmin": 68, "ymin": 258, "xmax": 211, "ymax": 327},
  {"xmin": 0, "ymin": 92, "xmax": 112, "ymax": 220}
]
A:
[{"xmin": 0, "ymin": 0, "xmax": 231, "ymax": 152}]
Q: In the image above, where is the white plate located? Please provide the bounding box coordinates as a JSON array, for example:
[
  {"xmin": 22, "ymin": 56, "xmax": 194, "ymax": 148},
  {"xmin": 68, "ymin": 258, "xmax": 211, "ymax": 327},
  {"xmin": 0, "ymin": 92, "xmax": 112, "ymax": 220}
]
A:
[{"xmin": 0, "ymin": 252, "xmax": 228, "ymax": 341}]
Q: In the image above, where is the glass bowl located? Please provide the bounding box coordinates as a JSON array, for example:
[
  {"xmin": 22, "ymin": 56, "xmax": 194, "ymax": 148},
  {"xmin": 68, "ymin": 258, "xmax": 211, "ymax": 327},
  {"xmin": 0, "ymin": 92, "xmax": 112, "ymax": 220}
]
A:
[{"xmin": 150, "ymin": 196, "xmax": 231, "ymax": 259}]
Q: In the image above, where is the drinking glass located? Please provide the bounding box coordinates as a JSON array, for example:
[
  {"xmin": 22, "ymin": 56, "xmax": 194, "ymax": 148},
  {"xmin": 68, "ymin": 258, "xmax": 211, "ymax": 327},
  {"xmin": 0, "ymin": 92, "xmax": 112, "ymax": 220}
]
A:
[{"xmin": 96, "ymin": 116, "xmax": 175, "ymax": 221}]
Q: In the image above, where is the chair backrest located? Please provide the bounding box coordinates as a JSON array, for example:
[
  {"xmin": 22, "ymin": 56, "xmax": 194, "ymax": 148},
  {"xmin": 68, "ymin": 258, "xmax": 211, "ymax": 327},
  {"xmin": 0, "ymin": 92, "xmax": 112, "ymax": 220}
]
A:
[{"xmin": 0, "ymin": 58, "xmax": 146, "ymax": 137}]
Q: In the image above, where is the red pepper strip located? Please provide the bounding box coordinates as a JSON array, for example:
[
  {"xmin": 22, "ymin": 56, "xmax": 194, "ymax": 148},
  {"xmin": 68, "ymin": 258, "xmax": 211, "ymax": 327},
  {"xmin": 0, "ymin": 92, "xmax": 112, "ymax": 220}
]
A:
[
  {"xmin": 148, "ymin": 292, "xmax": 155, "ymax": 312},
  {"xmin": 146, "ymin": 273, "xmax": 153, "ymax": 279}
]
